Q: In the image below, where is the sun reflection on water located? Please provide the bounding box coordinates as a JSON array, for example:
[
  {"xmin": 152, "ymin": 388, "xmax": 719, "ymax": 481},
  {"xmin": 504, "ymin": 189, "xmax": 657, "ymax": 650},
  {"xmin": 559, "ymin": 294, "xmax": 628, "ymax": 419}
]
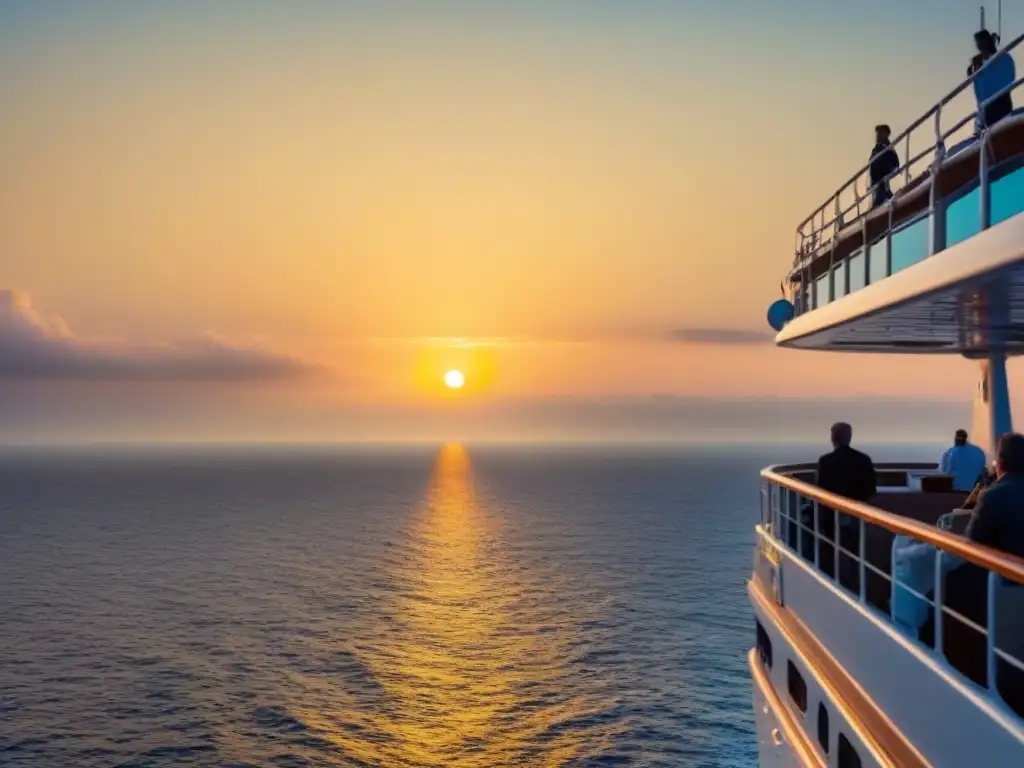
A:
[{"xmin": 295, "ymin": 443, "xmax": 623, "ymax": 766}]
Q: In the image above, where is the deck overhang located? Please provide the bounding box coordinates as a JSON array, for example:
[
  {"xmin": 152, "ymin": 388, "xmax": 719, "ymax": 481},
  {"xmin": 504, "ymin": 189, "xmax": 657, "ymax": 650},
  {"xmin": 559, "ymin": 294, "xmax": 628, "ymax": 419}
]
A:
[{"xmin": 776, "ymin": 212, "xmax": 1024, "ymax": 353}]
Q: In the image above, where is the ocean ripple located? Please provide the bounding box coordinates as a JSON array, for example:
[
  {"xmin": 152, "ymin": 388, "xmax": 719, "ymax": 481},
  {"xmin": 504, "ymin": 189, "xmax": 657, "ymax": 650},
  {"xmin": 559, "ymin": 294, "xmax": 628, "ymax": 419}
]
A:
[{"xmin": 0, "ymin": 444, "xmax": 762, "ymax": 767}]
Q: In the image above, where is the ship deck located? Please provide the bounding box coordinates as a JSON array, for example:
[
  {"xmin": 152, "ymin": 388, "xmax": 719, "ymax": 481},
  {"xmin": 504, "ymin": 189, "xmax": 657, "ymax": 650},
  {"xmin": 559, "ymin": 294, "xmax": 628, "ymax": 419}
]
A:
[
  {"xmin": 779, "ymin": 32, "xmax": 1024, "ymax": 354},
  {"xmin": 778, "ymin": 212, "xmax": 1024, "ymax": 353},
  {"xmin": 753, "ymin": 461, "xmax": 1024, "ymax": 767}
]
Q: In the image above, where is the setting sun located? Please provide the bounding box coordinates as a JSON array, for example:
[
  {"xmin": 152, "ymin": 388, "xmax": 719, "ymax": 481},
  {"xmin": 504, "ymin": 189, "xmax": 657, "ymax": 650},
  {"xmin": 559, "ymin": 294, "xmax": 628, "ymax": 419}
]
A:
[{"xmin": 444, "ymin": 370, "xmax": 465, "ymax": 390}]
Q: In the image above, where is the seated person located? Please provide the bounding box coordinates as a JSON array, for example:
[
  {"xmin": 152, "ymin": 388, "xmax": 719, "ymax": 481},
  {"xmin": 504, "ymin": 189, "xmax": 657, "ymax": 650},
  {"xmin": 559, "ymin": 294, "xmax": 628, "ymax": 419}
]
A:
[
  {"xmin": 940, "ymin": 428, "xmax": 988, "ymax": 492},
  {"xmin": 964, "ymin": 432, "xmax": 1024, "ymax": 558},
  {"xmin": 921, "ymin": 433, "xmax": 1024, "ymax": 690}
]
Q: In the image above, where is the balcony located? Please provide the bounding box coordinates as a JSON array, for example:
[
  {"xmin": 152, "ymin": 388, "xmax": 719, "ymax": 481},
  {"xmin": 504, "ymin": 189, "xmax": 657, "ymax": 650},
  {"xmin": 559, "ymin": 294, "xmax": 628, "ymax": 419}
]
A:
[{"xmin": 786, "ymin": 34, "xmax": 1024, "ymax": 319}]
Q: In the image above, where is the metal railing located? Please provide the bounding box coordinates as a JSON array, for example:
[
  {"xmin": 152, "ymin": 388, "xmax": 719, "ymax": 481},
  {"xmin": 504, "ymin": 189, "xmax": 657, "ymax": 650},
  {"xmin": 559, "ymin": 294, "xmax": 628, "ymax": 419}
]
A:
[
  {"xmin": 791, "ymin": 34, "xmax": 1024, "ymax": 282},
  {"xmin": 760, "ymin": 463, "xmax": 1024, "ymax": 715}
]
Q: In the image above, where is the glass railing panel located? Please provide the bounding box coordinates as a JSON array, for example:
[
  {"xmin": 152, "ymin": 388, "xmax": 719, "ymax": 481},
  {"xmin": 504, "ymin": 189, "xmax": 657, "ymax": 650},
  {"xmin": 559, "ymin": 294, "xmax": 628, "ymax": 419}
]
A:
[
  {"xmin": 848, "ymin": 248, "xmax": 866, "ymax": 293},
  {"xmin": 992, "ymin": 164, "xmax": 1024, "ymax": 226},
  {"xmin": 834, "ymin": 260, "xmax": 847, "ymax": 299},
  {"xmin": 815, "ymin": 274, "xmax": 830, "ymax": 309},
  {"xmin": 868, "ymin": 238, "xmax": 888, "ymax": 284},
  {"xmin": 890, "ymin": 216, "xmax": 929, "ymax": 274},
  {"xmin": 946, "ymin": 185, "xmax": 980, "ymax": 249}
]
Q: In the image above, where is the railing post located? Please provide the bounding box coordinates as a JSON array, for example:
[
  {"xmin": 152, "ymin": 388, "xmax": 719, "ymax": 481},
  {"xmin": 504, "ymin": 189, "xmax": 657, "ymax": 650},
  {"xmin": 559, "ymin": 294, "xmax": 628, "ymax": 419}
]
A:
[
  {"xmin": 828, "ymin": 239, "xmax": 836, "ymax": 304},
  {"xmin": 935, "ymin": 550, "xmax": 944, "ymax": 656},
  {"xmin": 987, "ymin": 570, "xmax": 998, "ymax": 693},
  {"xmin": 814, "ymin": 501, "xmax": 820, "ymax": 569},
  {"xmin": 929, "ymin": 107, "xmax": 947, "ymax": 257},
  {"xmin": 858, "ymin": 518, "xmax": 866, "ymax": 604},
  {"xmin": 886, "ymin": 201, "xmax": 894, "ymax": 277},
  {"xmin": 980, "ymin": 134, "xmax": 992, "ymax": 232},
  {"xmin": 904, "ymin": 133, "xmax": 911, "ymax": 186}
]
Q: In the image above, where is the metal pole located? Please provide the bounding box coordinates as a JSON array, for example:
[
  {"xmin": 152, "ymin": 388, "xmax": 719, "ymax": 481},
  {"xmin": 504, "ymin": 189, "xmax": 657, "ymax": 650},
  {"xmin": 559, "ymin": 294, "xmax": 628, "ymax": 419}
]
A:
[
  {"xmin": 980, "ymin": 134, "xmax": 992, "ymax": 231},
  {"xmin": 930, "ymin": 108, "xmax": 947, "ymax": 257},
  {"xmin": 935, "ymin": 551, "xmax": 944, "ymax": 655},
  {"xmin": 886, "ymin": 202, "xmax": 894, "ymax": 277},
  {"xmin": 858, "ymin": 518, "xmax": 866, "ymax": 604},
  {"xmin": 904, "ymin": 134, "xmax": 911, "ymax": 185},
  {"xmin": 988, "ymin": 570, "xmax": 998, "ymax": 692}
]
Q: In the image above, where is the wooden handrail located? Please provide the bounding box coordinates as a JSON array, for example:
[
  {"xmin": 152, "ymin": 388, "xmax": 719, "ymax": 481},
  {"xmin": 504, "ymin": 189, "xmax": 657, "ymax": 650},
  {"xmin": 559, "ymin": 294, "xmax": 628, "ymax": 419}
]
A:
[
  {"xmin": 767, "ymin": 461, "xmax": 938, "ymax": 474},
  {"xmin": 761, "ymin": 466, "xmax": 1024, "ymax": 584}
]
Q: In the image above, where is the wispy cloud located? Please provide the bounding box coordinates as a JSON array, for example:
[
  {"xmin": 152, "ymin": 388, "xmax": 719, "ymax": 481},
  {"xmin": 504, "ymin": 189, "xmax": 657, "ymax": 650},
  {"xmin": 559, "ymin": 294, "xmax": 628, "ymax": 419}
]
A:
[
  {"xmin": 356, "ymin": 327, "xmax": 773, "ymax": 347},
  {"xmin": 668, "ymin": 328, "xmax": 772, "ymax": 345},
  {"xmin": 0, "ymin": 290, "xmax": 313, "ymax": 382}
]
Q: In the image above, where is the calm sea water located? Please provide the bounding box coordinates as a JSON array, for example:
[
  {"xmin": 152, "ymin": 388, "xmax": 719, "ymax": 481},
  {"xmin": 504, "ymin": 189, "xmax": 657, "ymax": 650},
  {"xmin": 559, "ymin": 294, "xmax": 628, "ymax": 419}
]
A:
[{"xmin": 0, "ymin": 443, "xmax": 911, "ymax": 767}]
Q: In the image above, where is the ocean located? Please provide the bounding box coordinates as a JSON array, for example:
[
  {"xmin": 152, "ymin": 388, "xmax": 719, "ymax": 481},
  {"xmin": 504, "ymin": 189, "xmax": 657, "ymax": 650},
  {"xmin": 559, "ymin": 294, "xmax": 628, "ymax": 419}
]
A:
[{"xmin": 0, "ymin": 443, "xmax": 933, "ymax": 767}]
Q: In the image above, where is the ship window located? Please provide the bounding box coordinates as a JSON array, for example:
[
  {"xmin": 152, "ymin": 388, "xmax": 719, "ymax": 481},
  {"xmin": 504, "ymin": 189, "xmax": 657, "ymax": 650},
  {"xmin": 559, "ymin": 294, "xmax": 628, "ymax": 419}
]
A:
[
  {"xmin": 817, "ymin": 702, "xmax": 830, "ymax": 754},
  {"xmin": 838, "ymin": 734, "xmax": 861, "ymax": 768},
  {"xmin": 756, "ymin": 620, "xmax": 773, "ymax": 668},
  {"xmin": 787, "ymin": 660, "xmax": 807, "ymax": 713}
]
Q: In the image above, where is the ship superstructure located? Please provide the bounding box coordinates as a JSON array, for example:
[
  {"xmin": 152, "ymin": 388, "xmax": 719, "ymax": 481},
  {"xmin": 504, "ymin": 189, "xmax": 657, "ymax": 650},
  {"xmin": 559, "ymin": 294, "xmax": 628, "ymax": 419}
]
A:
[{"xmin": 752, "ymin": 17, "xmax": 1024, "ymax": 768}]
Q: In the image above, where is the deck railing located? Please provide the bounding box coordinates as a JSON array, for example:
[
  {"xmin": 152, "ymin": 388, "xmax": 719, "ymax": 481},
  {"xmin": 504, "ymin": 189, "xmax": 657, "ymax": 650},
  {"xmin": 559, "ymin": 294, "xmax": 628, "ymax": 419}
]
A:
[
  {"xmin": 761, "ymin": 463, "xmax": 1024, "ymax": 716},
  {"xmin": 792, "ymin": 33, "xmax": 1024, "ymax": 280}
]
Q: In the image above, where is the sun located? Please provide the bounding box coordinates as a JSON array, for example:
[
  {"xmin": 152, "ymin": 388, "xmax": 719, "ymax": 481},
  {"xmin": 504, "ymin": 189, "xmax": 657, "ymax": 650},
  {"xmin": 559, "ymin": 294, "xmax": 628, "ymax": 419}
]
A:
[{"xmin": 444, "ymin": 369, "xmax": 465, "ymax": 390}]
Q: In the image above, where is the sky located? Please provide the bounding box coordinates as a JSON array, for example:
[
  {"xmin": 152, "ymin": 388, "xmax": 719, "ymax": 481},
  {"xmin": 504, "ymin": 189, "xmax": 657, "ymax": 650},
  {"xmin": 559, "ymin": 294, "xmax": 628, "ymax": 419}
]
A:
[{"xmin": 0, "ymin": 0, "xmax": 1018, "ymax": 443}]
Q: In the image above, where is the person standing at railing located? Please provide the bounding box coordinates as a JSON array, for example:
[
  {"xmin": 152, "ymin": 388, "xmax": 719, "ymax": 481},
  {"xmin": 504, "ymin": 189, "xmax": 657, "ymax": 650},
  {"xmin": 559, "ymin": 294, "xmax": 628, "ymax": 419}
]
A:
[
  {"xmin": 815, "ymin": 422, "xmax": 877, "ymax": 502},
  {"xmin": 869, "ymin": 125, "xmax": 900, "ymax": 208},
  {"xmin": 970, "ymin": 29, "xmax": 1015, "ymax": 130},
  {"xmin": 940, "ymin": 428, "xmax": 988, "ymax": 492},
  {"xmin": 813, "ymin": 422, "xmax": 876, "ymax": 588}
]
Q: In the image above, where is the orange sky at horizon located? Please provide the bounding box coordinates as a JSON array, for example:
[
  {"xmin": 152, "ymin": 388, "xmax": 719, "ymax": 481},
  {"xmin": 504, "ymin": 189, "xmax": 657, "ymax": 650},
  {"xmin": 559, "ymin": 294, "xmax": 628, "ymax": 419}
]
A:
[{"xmin": 0, "ymin": 1, "xmax": 1017, "ymax": 441}]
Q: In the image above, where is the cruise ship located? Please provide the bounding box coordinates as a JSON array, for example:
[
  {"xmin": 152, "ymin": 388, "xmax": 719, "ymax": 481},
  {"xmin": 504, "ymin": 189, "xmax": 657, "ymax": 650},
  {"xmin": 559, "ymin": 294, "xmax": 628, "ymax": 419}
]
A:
[{"xmin": 750, "ymin": 16, "xmax": 1024, "ymax": 768}]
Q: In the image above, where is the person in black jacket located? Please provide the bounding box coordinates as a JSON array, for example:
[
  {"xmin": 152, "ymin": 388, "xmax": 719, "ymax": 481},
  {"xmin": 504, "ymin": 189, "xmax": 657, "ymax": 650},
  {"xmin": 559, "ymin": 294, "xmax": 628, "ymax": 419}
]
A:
[
  {"xmin": 869, "ymin": 124, "xmax": 900, "ymax": 208},
  {"xmin": 816, "ymin": 422, "xmax": 877, "ymax": 502},
  {"xmin": 805, "ymin": 423, "xmax": 876, "ymax": 587}
]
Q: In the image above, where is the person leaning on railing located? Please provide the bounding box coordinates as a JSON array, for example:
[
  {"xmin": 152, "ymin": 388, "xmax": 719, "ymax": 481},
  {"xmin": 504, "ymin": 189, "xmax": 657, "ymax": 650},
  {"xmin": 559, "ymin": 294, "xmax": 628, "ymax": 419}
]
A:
[
  {"xmin": 970, "ymin": 29, "xmax": 1016, "ymax": 131},
  {"xmin": 809, "ymin": 422, "xmax": 876, "ymax": 587}
]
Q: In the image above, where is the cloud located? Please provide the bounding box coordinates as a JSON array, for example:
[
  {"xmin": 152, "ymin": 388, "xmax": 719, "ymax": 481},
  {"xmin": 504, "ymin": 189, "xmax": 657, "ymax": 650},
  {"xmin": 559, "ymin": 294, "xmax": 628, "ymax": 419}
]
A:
[
  {"xmin": 668, "ymin": 327, "xmax": 772, "ymax": 345},
  {"xmin": 0, "ymin": 290, "xmax": 313, "ymax": 382}
]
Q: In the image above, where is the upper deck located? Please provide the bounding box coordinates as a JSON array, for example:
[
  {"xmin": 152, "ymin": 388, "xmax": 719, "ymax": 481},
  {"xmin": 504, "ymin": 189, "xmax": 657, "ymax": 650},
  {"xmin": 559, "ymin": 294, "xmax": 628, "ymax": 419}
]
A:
[{"xmin": 778, "ymin": 33, "xmax": 1024, "ymax": 353}]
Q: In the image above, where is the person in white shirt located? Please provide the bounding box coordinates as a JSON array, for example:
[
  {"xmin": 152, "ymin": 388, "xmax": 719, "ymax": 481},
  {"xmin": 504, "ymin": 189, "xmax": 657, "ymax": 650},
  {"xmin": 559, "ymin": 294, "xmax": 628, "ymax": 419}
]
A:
[{"xmin": 940, "ymin": 429, "xmax": 988, "ymax": 492}]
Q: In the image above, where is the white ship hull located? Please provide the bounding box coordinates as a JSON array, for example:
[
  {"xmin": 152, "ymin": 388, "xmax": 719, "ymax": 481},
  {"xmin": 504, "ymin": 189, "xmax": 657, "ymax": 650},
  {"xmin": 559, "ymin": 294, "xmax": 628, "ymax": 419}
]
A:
[{"xmin": 751, "ymin": 649, "xmax": 806, "ymax": 768}]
